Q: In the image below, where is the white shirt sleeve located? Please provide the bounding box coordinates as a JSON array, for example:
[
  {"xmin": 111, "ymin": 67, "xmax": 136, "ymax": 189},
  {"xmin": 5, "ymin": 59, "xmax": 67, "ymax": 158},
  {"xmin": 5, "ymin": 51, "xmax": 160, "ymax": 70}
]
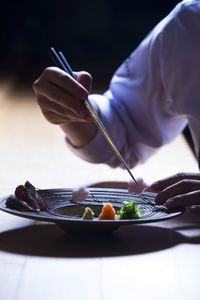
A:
[{"xmin": 66, "ymin": 0, "xmax": 200, "ymax": 168}]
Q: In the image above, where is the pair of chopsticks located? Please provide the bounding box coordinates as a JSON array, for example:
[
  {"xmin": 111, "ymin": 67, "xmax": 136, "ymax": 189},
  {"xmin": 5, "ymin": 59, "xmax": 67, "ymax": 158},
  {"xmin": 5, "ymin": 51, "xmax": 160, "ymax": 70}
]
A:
[{"xmin": 49, "ymin": 47, "xmax": 138, "ymax": 184}]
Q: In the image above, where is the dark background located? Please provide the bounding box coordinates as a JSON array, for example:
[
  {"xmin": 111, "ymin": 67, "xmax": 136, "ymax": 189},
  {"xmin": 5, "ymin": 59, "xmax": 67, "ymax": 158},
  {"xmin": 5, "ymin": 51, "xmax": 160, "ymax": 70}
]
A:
[{"xmin": 0, "ymin": 0, "xmax": 180, "ymax": 89}]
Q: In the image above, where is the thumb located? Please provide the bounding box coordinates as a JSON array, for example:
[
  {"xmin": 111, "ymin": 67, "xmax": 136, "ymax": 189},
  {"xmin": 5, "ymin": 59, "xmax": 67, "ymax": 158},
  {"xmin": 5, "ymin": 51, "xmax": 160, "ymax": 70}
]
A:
[{"xmin": 74, "ymin": 71, "xmax": 93, "ymax": 92}]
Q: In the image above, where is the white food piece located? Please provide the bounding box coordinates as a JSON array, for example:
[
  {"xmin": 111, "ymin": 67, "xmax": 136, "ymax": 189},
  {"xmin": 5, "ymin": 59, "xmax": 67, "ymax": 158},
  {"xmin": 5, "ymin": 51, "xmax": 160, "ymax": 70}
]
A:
[
  {"xmin": 71, "ymin": 187, "xmax": 90, "ymax": 203},
  {"xmin": 128, "ymin": 178, "xmax": 148, "ymax": 195}
]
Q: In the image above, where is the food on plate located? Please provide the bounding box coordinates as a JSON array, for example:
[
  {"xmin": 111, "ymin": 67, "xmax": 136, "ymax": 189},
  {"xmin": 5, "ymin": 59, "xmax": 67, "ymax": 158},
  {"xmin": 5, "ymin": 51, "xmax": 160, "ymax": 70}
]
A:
[
  {"xmin": 5, "ymin": 181, "xmax": 47, "ymax": 213},
  {"xmin": 24, "ymin": 181, "xmax": 47, "ymax": 211},
  {"xmin": 117, "ymin": 200, "xmax": 142, "ymax": 219},
  {"xmin": 82, "ymin": 207, "xmax": 95, "ymax": 220},
  {"xmin": 71, "ymin": 187, "xmax": 90, "ymax": 203},
  {"xmin": 15, "ymin": 184, "xmax": 39, "ymax": 211},
  {"xmin": 98, "ymin": 203, "xmax": 116, "ymax": 220},
  {"xmin": 128, "ymin": 177, "xmax": 148, "ymax": 195},
  {"xmin": 5, "ymin": 181, "xmax": 143, "ymax": 221},
  {"xmin": 5, "ymin": 195, "xmax": 36, "ymax": 212}
]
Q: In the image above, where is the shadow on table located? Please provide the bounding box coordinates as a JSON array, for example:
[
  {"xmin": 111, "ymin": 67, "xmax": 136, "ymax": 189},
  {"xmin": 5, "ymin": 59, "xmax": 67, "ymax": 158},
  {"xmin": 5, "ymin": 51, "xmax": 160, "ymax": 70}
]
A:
[
  {"xmin": 1, "ymin": 181, "xmax": 200, "ymax": 258},
  {"xmin": 0, "ymin": 222, "xmax": 199, "ymax": 258}
]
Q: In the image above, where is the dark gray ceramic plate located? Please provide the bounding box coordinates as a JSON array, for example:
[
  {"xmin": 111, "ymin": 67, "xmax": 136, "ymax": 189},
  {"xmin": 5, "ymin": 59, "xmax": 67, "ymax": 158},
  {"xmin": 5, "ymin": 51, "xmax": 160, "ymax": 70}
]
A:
[{"xmin": 0, "ymin": 188, "xmax": 184, "ymax": 235}]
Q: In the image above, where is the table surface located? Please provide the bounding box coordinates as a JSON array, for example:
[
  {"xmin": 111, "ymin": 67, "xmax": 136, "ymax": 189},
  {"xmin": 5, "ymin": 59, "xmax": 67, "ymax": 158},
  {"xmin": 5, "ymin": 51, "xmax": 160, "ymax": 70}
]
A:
[{"xmin": 0, "ymin": 84, "xmax": 199, "ymax": 300}]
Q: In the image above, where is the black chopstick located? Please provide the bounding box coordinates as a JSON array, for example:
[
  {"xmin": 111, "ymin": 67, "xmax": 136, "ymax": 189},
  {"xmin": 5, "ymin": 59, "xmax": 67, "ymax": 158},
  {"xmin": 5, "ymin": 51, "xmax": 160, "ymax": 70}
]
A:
[
  {"xmin": 58, "ymin": 51, "xmax": 75, "ymax": 79},
  {"xmin": 49, "ymin": 47, "xmax": 98, "ymax": 114},
  {"xmin": 49, "ymin": 47, "xmax": 76, "ymax": 80},
  {"xmin": 49, "ymin": 47, "xmax": 69, "ymax": 74}
]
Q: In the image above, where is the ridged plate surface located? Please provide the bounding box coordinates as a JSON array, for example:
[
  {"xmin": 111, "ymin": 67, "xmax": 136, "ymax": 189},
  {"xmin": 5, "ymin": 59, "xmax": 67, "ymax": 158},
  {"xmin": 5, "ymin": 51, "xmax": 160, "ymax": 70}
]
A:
[{"xmin": 0, "ymin": 188, "xmax": 184, "ymax": 234}]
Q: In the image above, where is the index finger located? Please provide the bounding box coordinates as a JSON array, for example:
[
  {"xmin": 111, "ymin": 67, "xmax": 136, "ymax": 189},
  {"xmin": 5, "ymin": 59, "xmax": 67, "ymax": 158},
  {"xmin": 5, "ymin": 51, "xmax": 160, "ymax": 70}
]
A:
[
  {"xmin": 42, "ymin": 67, "xmax": 89, "ymax": 100},
  {"xmin": 166, "ymin": 190, "xmax": 200, "ymax": 209},
  {"xmin": 150, "ymin": 172, "xmax": 200, "ymax": 192}
]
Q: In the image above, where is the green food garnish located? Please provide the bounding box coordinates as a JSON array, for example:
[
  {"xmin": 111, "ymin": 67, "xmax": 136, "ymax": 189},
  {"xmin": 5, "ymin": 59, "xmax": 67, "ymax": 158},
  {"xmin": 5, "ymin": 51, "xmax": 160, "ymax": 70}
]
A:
[
  {"xmin": 82, "ymin": 207, "xmax": 95, "ymax": 220},
  {"xmin": 117, "ymin": 200, "xmax": 142, "ymax": 219}
]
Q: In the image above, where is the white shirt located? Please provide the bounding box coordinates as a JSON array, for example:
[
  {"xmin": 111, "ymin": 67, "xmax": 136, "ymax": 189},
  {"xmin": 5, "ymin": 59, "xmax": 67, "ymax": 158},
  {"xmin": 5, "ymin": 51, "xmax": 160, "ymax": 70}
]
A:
[{"xmin": 67, "ymin": 0, "xmax": 200, "ymax": 169}]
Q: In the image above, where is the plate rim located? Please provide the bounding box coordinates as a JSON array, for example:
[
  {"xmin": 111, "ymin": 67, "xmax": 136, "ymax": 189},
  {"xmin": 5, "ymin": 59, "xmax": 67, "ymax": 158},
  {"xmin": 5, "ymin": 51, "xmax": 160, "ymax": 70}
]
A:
[{"xmin": 0, "ymin": 187, "xmax": 184, "ymax": 225}]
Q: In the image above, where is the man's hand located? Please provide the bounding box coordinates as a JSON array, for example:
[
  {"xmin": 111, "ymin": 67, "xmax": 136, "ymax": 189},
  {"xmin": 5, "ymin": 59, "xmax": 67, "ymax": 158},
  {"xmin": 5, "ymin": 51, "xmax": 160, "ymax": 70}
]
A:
[
  {"xmin": 150, "ymin": 172, "xmax": 200, "ymax": 214},
  {"xmin": 33, "ymin": 67, "xmax": 98, "ymax": 147},
  {"xmin": 33, "ymin": 67, "xmax": 92, "ymax": 124}
]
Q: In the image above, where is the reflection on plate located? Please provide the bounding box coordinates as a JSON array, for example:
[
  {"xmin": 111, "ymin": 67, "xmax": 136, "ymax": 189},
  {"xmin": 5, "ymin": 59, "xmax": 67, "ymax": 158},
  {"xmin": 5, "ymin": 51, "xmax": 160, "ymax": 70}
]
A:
[{"xmin": 0, "ymin": 188, "xmax": 184, "ymax": 235}]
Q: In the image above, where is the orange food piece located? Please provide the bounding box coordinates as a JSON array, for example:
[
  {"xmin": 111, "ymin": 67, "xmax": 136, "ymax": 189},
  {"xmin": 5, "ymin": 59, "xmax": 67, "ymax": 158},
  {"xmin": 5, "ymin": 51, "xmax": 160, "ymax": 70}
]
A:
[{"xmin": 98, "ymin": 203, "xmax": 116, "ymax": 220}]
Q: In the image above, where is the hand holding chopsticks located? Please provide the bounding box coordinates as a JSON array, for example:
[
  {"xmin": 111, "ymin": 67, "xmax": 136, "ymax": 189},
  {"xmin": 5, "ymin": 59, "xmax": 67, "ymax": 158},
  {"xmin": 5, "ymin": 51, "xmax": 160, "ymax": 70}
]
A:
[
  {"xmin": 33, "ymin": 64, "xmax": 93, "ymax": 123},
  {"xmin": 48, "ymin": 47, "xmax": 138, "ymax": 184}
]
